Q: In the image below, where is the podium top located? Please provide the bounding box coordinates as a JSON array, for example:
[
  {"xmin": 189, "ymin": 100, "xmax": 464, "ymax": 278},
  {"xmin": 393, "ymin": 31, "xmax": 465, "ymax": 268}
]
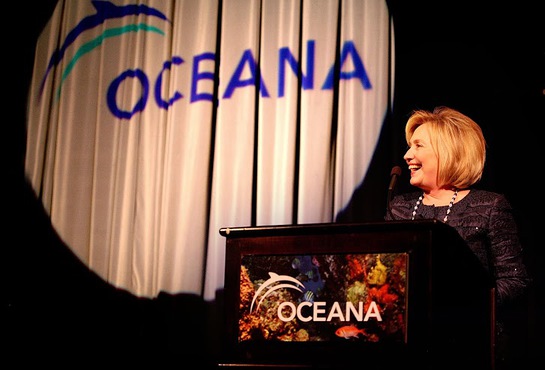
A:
[{"xmin": 219, "ymin": 219, "xmax": 451, "ymax": 238}]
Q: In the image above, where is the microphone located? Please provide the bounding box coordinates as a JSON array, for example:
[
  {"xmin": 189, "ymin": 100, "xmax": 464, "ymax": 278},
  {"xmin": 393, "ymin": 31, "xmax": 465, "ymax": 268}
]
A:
[{"xmin": 386, "ymin": 166, "xmax": 402, "ymax": 218}]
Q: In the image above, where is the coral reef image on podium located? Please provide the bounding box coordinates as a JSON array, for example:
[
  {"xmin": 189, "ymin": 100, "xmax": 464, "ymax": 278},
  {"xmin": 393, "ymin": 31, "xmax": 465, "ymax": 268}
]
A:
[{"xmin": 237, "ymin": 252, "xmax": 408, "ymax": 343}]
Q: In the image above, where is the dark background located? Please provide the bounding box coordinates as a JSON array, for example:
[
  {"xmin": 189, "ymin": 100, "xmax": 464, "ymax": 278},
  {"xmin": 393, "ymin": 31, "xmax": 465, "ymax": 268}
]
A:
[{"xmin": 7, "ymin": 0, "xmax": 543, "ymax": 367}]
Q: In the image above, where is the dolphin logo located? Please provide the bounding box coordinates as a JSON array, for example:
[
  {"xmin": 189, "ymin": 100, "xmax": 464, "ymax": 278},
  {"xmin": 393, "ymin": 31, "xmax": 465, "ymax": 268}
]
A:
[{"xmin": 250, "ymin": 272, "xmax": 305, "ymax": 313}]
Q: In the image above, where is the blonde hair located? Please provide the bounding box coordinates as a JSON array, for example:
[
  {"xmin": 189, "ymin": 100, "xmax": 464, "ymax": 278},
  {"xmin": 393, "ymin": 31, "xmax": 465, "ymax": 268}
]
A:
[{"xmin": 405, "ymin": 106, "xmax": 486, "ymax": 189}]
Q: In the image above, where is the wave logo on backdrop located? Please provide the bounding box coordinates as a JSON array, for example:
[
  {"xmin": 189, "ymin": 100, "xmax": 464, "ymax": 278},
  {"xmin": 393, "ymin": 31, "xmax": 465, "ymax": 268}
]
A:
[{"xmin": 38, "ymin": 0, "xmax": 169, "ymax": 100}]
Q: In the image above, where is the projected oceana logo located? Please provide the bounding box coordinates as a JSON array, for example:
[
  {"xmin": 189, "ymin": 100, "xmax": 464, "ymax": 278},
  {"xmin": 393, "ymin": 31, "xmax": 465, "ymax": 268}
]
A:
[
  {"xmin": 251, "ymin": 272, "xmax": 383, "ymax": 323},
  {"xmin": 39, "ymin": 1, "xmax": 373, "ymax": 120},
  {"xmin": 38, "ymin": 1, "xmax": 170, "ymax": 109}
]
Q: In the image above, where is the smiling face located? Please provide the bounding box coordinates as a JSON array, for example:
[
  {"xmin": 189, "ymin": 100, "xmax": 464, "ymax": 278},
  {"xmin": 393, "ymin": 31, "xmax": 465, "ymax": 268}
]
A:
[
  {"xmin": 403, "ymin": 107, "xmax": 487, "ymax": 193},
  {"xmin": 404, "ymin": 123, "xmax": 439, "ymax": 192}
]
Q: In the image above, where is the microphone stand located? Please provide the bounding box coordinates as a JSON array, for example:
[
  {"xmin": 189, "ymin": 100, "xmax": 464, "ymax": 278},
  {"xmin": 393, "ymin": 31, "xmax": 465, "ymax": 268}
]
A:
[{"xmin": 386, "ymin": 166, "xmax": 402, "ymax": 220}]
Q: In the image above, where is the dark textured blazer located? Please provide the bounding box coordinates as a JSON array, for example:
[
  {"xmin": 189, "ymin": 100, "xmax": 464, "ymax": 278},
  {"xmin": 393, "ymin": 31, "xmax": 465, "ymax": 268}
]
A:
[{"xmin": 385, "ymin": 189, "xmax": 530, "ymax": 305}]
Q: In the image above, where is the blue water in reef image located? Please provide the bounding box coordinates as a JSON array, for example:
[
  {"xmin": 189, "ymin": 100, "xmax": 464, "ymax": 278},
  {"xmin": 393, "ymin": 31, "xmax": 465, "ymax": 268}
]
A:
[{"xmin": 292, "ymin": 255, "xmax": 325, "ymax": 302}]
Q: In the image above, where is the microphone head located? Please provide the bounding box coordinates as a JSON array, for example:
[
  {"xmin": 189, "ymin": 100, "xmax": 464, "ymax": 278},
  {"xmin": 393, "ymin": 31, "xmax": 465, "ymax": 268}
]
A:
[{"xmin": 390, "ymin": 166, "xmax": 402, "ymax": 176}]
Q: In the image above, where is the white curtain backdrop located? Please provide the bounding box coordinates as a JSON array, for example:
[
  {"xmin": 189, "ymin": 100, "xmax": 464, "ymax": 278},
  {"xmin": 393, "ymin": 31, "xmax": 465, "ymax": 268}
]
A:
[{"xmin": 24, "ymin": 0, "xmax": 393, "ymax": 300}]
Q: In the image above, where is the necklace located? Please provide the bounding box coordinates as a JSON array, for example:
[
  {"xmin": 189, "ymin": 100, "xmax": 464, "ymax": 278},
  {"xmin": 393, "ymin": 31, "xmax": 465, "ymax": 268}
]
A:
[{"xmin": 411, "ymin": 189, "xmax": 458, "ymax": 223}]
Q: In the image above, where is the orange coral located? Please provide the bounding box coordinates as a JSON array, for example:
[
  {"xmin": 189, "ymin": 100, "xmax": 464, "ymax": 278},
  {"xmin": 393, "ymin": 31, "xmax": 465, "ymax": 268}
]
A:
[
  {"xmin": 346, "ymin": 255, "xmax": 365, "ymax": 279},
  {"xmin": 366, "ymin": 284, "xmax": 399, "ymax": 311}
]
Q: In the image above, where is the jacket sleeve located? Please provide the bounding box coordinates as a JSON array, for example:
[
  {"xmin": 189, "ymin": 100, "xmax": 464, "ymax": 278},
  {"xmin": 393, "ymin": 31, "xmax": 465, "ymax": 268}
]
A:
[{"xmin": 487, "ymin": 194, "xmax": 530, "ymax": 305}]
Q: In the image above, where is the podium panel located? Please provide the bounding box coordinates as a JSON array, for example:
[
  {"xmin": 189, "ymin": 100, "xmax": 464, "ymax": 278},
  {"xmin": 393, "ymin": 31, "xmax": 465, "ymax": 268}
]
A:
[{"xmin": 218, "ymin": 220, "xmax": 494, "ymax": 369}]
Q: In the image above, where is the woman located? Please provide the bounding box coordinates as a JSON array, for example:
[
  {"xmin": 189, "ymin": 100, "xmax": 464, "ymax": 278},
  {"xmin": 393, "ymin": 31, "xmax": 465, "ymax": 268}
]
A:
[{"xmin": 386, "ymin": 106, "xmax": 531, "ymax": 368}]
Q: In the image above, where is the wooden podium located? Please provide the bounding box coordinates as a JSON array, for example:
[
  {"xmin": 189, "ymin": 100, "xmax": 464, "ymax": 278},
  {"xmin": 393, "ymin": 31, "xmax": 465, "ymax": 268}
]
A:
[{"xmin": 218, "ymin": 220, "xmax": 494, "ymax": 369}]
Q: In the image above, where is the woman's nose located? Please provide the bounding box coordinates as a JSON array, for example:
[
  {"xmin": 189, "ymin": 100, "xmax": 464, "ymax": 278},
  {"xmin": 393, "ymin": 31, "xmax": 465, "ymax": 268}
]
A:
[{"xmin": 403, "ymin": 148, "xmax": 411, "ymax": 160}]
